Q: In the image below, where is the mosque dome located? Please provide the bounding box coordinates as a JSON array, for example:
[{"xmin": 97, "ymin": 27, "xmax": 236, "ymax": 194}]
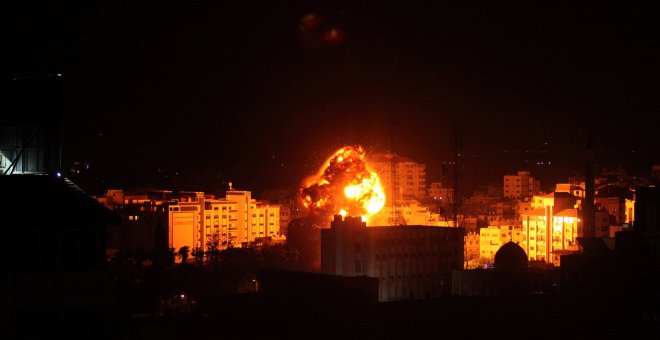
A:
[{"xmin": 494, "ymin": 242, "xmax": 528, "ymax": 270}]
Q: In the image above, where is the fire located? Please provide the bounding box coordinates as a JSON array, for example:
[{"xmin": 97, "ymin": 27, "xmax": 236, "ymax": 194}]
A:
[{"xmin": 300, "ymin": 145, "xmax": 385, "ymax": 221}]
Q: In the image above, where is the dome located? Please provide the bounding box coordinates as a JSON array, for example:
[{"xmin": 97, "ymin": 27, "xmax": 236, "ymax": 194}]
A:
[{"xmin": 494, "ymin": 242, "xmax": 528, "ymax": 270}]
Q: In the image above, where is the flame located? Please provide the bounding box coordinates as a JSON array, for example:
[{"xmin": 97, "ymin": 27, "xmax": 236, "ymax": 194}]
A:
[{"xmin": 300, "ymin": 145, "xmax": 385, "ymax": 221}]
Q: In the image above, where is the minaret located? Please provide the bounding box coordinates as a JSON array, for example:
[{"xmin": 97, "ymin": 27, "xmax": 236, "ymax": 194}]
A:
[{"xmin": 583, "ymin": 134, "xmax": 596, "ymax": 238}]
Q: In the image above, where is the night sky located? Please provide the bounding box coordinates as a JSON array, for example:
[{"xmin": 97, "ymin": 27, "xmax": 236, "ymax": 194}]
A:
[{"xmin": 4, "ymin": 1, "xmax": 659, "ymax": 195}]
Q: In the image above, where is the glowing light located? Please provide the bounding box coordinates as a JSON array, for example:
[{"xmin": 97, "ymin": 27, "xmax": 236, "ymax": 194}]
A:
[
  {"xmin": 344, "ymin": 185, "xmax": 358, "ymax": 198},
  {"xmin": 300, "ymin": 145, "xmax": 385, "ymax": 222}
]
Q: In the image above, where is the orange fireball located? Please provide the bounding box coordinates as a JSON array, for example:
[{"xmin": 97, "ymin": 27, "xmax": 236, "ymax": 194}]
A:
[{"xmin": 300, "ymin": 145, "xmax": 385, "ymax": 221}]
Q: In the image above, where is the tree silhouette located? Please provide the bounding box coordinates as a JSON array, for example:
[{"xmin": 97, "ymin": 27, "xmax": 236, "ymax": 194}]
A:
[
  {"xmin": 206, "ymin": 237, "xmax": 220, "ymax": 264},
  {"xmin": 177, "ymin": 246, "xmax": 190, "ymax": 264},
  {"xmin": 192, "ymin": 247, "xmax": 205, "ymax": 265}
]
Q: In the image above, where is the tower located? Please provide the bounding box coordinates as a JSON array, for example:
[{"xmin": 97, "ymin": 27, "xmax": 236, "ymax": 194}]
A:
[{"xmin": 583, "ymin": 134, "xmax": 596, "ymax": 238}]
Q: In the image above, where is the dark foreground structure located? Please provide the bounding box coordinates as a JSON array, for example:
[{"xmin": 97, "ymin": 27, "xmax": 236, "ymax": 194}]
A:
[
  {"xmin": 2, "ymin": 174, "xmax": 118, "ymax": 338},
  {"xmin": 322, "ymin": 215, "xmax": 464, "ymax": 301}
]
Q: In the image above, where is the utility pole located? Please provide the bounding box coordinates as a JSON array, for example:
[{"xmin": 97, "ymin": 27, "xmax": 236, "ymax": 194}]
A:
[
  {"xmin": 390, "ymin": 121, "xmax": 399, "ymax": 225},
  {"xmin": 584, "ymin": 134, "xmax": 595, "ymax": 238},
  {"xmin": 452, "ymin": 126, "xmax": 463, "ymax": 228}
]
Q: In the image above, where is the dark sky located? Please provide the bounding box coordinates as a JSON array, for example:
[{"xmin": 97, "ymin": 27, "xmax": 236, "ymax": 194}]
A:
[{"xmin": 4, "ymin": 1, "xmax": 659, "ymax": 194}]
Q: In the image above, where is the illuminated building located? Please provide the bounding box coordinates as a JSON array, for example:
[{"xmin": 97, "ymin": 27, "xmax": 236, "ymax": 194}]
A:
[
  {"xmin": 519, "ymin": 191, "xmax": 613, "ymax": 265},
  {"xmin": 479, "ymin": 225, "xmax": 524, "ymax": 264},
  {"xmin": 428, "ymin": 182, "xmax": 453, "ymax": 216},
  {"xmin": 368, "ymin": 152, "xmax": 426, "ymax": 206},
  {"xmin": 321, "ymin": 215, "xmax": 464, "ymax": 302},
  {"xmin": 428, "ymin": 182, "xmax": 453, "ymax": 202},
  {"xmin": 464, "ymin": 232, "xmax": 480, "ymax": 268},
  {"xmin": 551, "ymin": 209, "xmax": 579, "ymax": 250},
  {"xmin": 168, "ymin": 188, "xmax": 282, "ymax": 259},
  {"xmin": 258, "ymin": 188, "xmax": 298, "ymax": 235},
  {"xmin": 548, "ymin": 209, "xmax": 580, "ymax": 265},
  {"xmin": 367, "ymin": 202, "xmax": 448, "ymax": 226},
  {"xmin": 556, "ymin": 183, "xmax": 585, "ymax": 198},
  {"xmin": 521, "ymin": 208, "xmax": 548, "ymax": 262},
  {"xmin": 503, "ymin": 171, "xmax": 540, "ymax": 199},
  {"xmin": 625, "ymin": 198, "xmax": 635, "ymax": 224},
  {"xmin": 520, "ymin": 192, "xmax": 577, "ymax": 263}
]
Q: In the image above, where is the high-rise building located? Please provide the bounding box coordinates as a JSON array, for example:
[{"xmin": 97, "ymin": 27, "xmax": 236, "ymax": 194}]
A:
[
  {"xmin": 503, "ymin": 171, "xmax": 540, "ymax": 199},
  {"xmin": 520, "ymin": 192, "xmax": 578, "ymax": 264},
  {"xmin": 519, "ymin": 191, "xmax": 615, "ymax": 266},
  {"xmin": 321, "ymin": 215, "xmax": 463, "ymax": 302},
  {"xmin": 368, "ymin": 152, "xmax": 426, "ymax": 206}
]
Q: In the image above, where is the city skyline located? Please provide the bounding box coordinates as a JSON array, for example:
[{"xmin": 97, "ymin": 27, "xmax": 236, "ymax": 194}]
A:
[{"xmin": 4, "ymin": 2, "xmax": 660, "ymax": 337}]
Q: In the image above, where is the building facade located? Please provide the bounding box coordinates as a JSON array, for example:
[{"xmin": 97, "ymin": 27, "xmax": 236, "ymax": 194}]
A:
[
  {"xmin": 479, "ymin": 225, "xmax": 524, "ymax": 263},
  {"xmin": 368, "ymin": 152, "xmax": 426, "ymax": 206},
  {"xmin": 98, "ymin": 189, "xmax": 171, "ymax": 258},
  {"xmin": 503, "ymin": 171, "xmax": 540, "ymax": 199},
  {"xmin": 168, "ymin": 189, "xmax": 281, "ymax": 256},
  {"xmin": 520, "ymin": 192, "xmax": 577, "ymax": 263},
  {"xmin": 367, "ymin": 202, "xmax": 448, "ymax": 227},
  {"xmin": 428, "ymin": 182, "xmax": 454, "ymax": 203},
  {"xmin": 465, "ymin": 232, "xmax": 480, "ymax": 268},
  {"xmin": 321, "ymin": 215, "xmax": 464, "ymax": 302}
]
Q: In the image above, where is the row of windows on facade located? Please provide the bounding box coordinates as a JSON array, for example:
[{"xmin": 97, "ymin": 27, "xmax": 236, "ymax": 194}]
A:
[
  {"xmin": 204, "ymin": 213, "xmax": 274, "ymax": 220},
  {"xmin": 170, "ymin": 206, "xmax": 247, "ymax": 212},
  {"xmin": 205, "ymin": 231, "xmax": 273, "ymax": 237}
]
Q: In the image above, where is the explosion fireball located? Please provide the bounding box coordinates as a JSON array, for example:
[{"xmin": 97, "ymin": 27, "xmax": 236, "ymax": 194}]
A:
[{"xmin": 300, "ymin": 145, "xmax": 385, "ymax": 221}]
